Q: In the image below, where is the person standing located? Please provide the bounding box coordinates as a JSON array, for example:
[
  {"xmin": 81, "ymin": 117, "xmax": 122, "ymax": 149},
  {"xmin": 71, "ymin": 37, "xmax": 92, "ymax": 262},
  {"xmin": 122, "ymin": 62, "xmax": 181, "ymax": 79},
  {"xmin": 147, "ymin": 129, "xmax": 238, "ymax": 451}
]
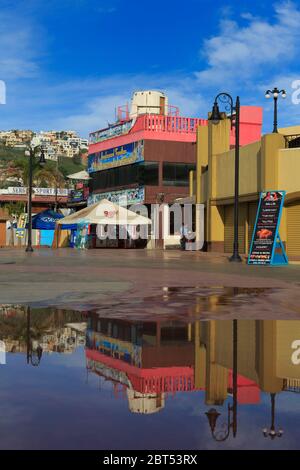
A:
[{"xmin": 180, "ymin": 223, "xmax": 188, "ymax": 250}]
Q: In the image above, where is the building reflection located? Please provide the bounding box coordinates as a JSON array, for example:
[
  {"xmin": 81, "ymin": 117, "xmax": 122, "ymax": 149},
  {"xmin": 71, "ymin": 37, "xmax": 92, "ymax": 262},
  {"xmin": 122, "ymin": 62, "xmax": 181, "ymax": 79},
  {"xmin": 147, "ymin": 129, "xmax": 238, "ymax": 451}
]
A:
[
  {"xmin": 0, "ymin": 305, "xmax": 86, "ymax": 358},
  {"xmin": 1, "ymin": 304, "xmax": 300, "ymax": 440},
  {"xmin": 86, "ymin": 315, "xmax": 195, "ymax": 414},
  {"xmin": 205, "ymin": 319, "xmax": 238, "ymax": 441},
  {"xmin": 85, "ymin": 313, "xmax": 300, "ymax": 439}
]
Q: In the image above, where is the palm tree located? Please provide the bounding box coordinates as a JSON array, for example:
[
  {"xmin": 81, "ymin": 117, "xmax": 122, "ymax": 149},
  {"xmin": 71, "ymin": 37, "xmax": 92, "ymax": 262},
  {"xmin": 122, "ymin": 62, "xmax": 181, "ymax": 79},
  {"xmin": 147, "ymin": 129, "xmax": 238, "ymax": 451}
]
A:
[
  {"xmin": 3, "ymin": 201, "xmax": 25, "ymax": 246},
  {"xmin": 10, "ymin": 159, "xmax": 65, "ymax": 188}
]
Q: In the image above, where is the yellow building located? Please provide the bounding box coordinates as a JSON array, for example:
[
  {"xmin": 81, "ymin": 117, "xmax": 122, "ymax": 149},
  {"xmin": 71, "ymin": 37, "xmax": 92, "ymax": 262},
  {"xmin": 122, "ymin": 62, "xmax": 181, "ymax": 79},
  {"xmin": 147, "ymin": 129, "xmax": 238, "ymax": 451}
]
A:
[
  {"xmin": 194, "ymin": 319, "xmax": 300, "ymax": 402},
  {"xmin": 193, "ymin": 118, "xmax": 300, "ymax": 257}
]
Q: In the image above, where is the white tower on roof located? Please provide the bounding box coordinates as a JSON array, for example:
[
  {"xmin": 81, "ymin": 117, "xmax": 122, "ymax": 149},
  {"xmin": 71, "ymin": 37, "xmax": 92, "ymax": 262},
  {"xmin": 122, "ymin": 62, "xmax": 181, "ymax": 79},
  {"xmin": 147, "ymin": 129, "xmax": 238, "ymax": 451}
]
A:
[{"xmin": 130, "ymin": 90, "xmax": 168, "ymax": 118}]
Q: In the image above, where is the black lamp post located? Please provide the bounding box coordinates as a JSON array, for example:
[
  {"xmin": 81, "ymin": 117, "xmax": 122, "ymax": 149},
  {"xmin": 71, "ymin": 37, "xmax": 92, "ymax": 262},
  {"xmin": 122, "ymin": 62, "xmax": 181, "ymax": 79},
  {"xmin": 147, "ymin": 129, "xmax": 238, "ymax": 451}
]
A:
[
  {"xmin": 209, "ymin": 93, "xmax": 242, "ymax": 262},
  {"xmin": 265, "ymin": 87, "xmax": 286, "ymax": 133},
  {"xmin": 262, "ymin": 393, "xmax": 283, "ymax": 440},
  {"xmin": 26, "ymin": 306, "xmax": 43, "ymax": 366},
  {"xmin": 25, "ymin": 146, "xmax": 46, "ymax": 252},
  {"xmin": 205, "ymin": 319, "xmax": 238, "ymax": 441}
]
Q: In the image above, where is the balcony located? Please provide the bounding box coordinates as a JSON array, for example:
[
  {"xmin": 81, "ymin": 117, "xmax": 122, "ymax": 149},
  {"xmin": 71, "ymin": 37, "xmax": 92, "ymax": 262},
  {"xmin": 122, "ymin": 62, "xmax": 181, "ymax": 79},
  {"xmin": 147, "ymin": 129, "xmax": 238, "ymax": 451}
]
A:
[
  {"xmin": 89, "ymin": 114, "xmax": 206, "ymax": 147},
  {"xmin": 131, "ymin": 114, "xmax": 206, "ymax": 134}
]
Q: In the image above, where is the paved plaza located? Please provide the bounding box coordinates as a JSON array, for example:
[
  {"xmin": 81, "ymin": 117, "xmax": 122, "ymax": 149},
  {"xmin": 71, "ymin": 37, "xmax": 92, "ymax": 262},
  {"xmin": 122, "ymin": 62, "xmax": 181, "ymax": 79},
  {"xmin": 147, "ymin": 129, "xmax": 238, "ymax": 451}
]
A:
[{"xmin": 1, "ymin": 248, "xmax": 300, "ymax": 319}]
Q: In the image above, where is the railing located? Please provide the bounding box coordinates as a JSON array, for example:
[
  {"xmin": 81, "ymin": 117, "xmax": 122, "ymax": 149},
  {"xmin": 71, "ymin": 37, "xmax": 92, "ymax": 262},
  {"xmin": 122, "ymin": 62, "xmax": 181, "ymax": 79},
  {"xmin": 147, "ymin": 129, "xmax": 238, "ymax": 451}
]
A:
[
  {"xmin": 90, "ymin": 114, "xmax": 206, "ymax": 144},
  {"xmin": 132, "ymin": 114, "xmax": 206, "ymax": 134},
  {"xmin": 283, "ymin": 378, "xmax": 300, "ymax": 393},
  {"xmin": 128, "ymin": 370, "xmax": 195, "ymax": 394},
  {"xmin": 284, "ymin": 134, "xmax": 300, "ymax": 148}
]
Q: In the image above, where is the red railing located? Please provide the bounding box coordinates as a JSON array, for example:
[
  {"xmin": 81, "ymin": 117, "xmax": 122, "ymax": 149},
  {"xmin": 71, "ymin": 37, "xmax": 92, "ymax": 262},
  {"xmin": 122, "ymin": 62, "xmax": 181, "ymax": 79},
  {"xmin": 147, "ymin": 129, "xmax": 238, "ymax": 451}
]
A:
[
  {"xmin": 128, "ymin": 371, "xmax": 195, "ymax": 394},
  {"xmin": 132, "ymin": 114, "xmax": 206, "ymax": 134},
  {"xmin": 89, "ymin": 114, "xmax": 206, "ymax": 145}
]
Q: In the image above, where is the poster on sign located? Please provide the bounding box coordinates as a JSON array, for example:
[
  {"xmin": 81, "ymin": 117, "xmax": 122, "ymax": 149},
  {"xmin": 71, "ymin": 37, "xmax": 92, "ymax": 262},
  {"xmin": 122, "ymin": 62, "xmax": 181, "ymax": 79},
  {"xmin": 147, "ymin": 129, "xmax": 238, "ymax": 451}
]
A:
[{"xmin": 248, "ymin": 190, "xmax": 288, "ymax": 265}]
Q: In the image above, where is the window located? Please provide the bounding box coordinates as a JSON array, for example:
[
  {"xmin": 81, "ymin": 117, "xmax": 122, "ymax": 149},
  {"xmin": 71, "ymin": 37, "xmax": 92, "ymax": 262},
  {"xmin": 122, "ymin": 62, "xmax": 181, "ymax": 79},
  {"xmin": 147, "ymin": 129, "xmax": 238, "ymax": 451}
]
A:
[
  {"xmin": 163, "ymin": 162, "xmax": 195, "ymax": 187},
  {"xmin": 91, "ymin": 162, "xmax": 159, "ymax": 191},
  {"xmin": 139, "ymin": 162, "xmax": 159, "ymax": 186}
]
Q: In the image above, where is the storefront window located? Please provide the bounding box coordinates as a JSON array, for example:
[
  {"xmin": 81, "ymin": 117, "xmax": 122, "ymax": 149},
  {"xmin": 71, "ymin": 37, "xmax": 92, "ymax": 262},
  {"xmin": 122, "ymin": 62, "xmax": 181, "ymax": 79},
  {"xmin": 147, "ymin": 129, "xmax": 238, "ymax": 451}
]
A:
[
  {"xmin": 91, "ymin": 162, "xmax": 159, "ymax": 191},
  {"xmin": 163, "ymin": 162, "xmax": 195, "ymax": 186}
]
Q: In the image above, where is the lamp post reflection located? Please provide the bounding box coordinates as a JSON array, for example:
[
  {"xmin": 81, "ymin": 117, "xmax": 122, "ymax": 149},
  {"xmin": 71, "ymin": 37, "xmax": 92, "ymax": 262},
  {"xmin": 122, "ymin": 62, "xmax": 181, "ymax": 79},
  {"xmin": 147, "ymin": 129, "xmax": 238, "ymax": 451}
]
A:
[
  {"xmin": 26, "ymin": 307, "xmax": 43, "ymax": 366},
  {"xmin": 205, "ymin": 319, "xmax": 238, "ymax": 441},
  {"xmin": 262, "ymin": 393, "xmax": 283, "ymax": 440}
]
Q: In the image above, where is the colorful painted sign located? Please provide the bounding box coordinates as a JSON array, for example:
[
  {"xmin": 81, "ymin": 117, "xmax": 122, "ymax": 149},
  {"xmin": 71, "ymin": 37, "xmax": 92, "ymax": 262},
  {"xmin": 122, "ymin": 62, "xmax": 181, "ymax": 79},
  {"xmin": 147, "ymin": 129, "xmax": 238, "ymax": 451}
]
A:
[
  {"xmin": 89, "ymin": 120, "xmax": 133, "ymax": 144},
  {"xmin": 92, "ymin": 332, "xmax": 142, "ymax": 367},
  {"xmin": 88, "ymin": 187, "xmax": 145, "ymax": 207},
  {"xmin": 248, "ymin": 190, "xmax": 288, "ymax": 265},
  {"xmin": 88, "ymin": 141, "xmax": 144, "ymax": 173},
  {"xmin": 75, "ymin": 223, "xmax": 89, "ymax": 250},
  {"xmin": 69, "ymin": 188, "xmax": 89, "ymax": 203},
  {"xmin": 16, "ymin": 213, "xmax": 28, "ymax": 239}
]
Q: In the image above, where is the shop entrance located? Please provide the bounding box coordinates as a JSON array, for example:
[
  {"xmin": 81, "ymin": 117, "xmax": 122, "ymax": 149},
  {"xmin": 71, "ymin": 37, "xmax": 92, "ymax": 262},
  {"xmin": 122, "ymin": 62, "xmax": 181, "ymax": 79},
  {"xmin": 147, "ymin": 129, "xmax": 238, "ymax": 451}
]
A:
[
  {"xmin": 287, "ymin": 203, "xmax": 300, "ymax": 256},
  {"xmin": 224, "ymin": 204, "xmax": 246, "ymax": 254}
]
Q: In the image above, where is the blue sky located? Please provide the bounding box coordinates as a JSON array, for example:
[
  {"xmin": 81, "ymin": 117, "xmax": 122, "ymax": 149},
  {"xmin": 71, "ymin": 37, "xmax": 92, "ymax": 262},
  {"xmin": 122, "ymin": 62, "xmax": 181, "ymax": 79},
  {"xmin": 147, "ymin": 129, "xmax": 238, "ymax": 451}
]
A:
[{"xmin": 0, "ymin": 0, "xmax": 300, "ymax": 136}]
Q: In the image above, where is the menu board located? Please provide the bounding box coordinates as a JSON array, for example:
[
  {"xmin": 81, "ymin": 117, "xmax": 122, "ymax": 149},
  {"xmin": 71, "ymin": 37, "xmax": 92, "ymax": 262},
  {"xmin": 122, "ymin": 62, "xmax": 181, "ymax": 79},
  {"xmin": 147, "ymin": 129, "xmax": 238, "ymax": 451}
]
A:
[{"xmin": 248, "ymin": 191, "xmax": 286, "ymax": 265}]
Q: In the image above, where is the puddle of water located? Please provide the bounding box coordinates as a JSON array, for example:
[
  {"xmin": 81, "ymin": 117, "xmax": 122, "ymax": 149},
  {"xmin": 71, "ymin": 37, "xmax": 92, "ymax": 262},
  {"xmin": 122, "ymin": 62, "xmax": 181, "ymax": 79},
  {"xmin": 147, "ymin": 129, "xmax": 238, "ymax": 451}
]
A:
[
  {"xmin": 91, "ymin": 286, "xmax": 284, "ymax": 321},
  {"xmin": 1, "ymin": 305, "xmax": 300, "ymax": 449}
]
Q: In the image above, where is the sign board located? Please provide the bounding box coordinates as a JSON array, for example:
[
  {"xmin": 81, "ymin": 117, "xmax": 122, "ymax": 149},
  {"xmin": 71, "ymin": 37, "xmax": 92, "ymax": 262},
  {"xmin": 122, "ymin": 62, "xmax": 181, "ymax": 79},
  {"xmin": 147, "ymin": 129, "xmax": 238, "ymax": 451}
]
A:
[
  {"xmin": 88, "ymin": 187, "xmax": 145, "ymax": 207},
  {"xmin": 16, "ymin": 213, "xmax": 28, "ymax": 239},
  {"xmin": 33, "ymin": 187, "xmax": 69, "ymax": 196},
  {"xmin": 89, "ymin": 120, "xmax": 133, "ymax": 144},
  {"xmin": 248, "ymin": 190, "xmax": 288, "ymax": 265},
  {"xmin": 88, "ymin": 141, "xmax": 144, "ymax": 173},
  {"xmin": 0, "ymin": 187, "xmax": 69, "ymax": 196}
]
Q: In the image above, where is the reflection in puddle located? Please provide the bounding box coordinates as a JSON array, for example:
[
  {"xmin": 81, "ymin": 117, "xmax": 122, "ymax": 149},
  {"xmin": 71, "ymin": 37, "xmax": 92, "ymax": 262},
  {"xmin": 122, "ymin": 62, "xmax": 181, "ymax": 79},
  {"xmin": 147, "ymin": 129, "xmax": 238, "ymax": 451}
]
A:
[
  {"xmin": 93, "ymin": 286, "xmax": 277, "ymax": 321},
  {"xmin": 1, "ymin": 305, "xmax": 300, "ymax": 449}
]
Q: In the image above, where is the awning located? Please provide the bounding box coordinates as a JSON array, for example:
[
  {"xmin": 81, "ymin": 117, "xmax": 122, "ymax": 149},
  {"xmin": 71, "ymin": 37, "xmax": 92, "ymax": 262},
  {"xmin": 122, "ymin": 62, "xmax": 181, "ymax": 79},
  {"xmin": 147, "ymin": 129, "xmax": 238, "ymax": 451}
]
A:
[
  {"xmin": 57, "ymin": 199, "xmax": 152, "ymax": 226},
  {"xmin": 32, "ymin": 209, "xmax": 64, "ymax": 230},
  {"xmin": 174, "ymin": 196, "xmax": 196, "ymax": 204},
  {"xmin": 66, "ymin": 170, "xmax": 91, "ymax": 180}
]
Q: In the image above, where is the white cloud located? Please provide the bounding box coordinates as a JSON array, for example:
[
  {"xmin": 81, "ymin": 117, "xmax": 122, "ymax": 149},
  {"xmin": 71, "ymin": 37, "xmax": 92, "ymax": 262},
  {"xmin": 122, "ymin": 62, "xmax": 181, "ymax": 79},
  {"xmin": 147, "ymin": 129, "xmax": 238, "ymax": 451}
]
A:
[
  {"xmin": 196, "ymin": 1, "xmax": 300, "ymax": 88},
  {"xmin": 55, "ymin": 75, "xmax": 209, "ymax": 136},
  {"xmin": 0, "ymin": 10, "xmax": 43, "ymax": 80},
  {"xmin": 1, "ymin": 1, "xmax": 300, "ymax": 136},
  {"xmin": 56, "ymin": 93, "xmax": 129, "ymax": 136}
]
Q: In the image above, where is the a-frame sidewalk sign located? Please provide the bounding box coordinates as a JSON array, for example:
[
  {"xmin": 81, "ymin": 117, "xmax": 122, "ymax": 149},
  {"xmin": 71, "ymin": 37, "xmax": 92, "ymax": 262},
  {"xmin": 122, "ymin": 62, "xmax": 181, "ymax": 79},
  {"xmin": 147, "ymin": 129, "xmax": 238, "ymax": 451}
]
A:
[{"xmin": 248, "ymin": 190, "xmax": 288, "ymax": 266}]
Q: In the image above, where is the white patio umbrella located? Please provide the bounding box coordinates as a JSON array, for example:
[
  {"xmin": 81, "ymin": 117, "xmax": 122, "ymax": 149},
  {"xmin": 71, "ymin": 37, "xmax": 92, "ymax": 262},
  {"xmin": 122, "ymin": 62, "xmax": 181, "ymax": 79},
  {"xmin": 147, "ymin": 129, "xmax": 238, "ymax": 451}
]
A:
[{"xmin": 57, "ymin": 199, "xmax": 151, "ymax": 226}]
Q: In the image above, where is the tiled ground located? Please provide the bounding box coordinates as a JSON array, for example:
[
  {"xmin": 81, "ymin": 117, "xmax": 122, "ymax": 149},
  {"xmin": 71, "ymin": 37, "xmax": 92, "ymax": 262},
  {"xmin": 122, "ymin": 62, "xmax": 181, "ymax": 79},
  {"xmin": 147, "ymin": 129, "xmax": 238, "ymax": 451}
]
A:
[{"xmin": 0, "ymin": 248, "xmax": 300, "ymax": 318}]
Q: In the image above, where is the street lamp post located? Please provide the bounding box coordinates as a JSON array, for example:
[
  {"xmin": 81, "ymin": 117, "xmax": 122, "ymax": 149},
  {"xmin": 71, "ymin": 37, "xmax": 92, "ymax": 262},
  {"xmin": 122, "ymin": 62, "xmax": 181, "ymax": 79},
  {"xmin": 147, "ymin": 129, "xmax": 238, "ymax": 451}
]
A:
[
  {"xmin": 54, "ymin": 155, "xmax": 60, "ymax": 212},
  {"xmin": 209, "ymin": 93, "xmax": 242, "ymax": 262},
  {"xmin": 262, "ymin": 393, "xmax": 283, "ymax": 440},
  {"xmin": 265, "ymin": 87, "xmax": 286, "ymax": 133},
  {"xmin": 25, "ymin": 146, "xmax": 46, "ymax": 252},
  {"xmin": 26, "ymin": 306, "xmax": 43, "ymax": 366},
  {"xmin": 205, "ymin": 319, "xmax": 238, "ymax": 441}
]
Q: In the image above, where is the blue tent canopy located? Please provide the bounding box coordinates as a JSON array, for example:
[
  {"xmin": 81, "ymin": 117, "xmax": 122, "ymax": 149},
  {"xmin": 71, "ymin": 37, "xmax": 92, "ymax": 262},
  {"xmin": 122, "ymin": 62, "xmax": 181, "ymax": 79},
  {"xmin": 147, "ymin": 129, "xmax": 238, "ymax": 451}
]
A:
[
  {"xmin": 32, "ymin": 210, "xmax": 64, "ymax": 230},
  {"xmin": 60, "ymin": 224, "xmax": 78, "ymax": 230}
]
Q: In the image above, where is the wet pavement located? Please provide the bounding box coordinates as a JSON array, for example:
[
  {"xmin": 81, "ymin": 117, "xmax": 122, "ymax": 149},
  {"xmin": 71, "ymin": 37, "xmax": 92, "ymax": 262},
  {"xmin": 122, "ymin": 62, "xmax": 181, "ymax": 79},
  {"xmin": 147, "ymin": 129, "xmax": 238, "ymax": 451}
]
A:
[
  {"xmin": 1, "ymin": 305, "xmax": 300, "ymax": 449},
  {"xmin": 1, "ymin": 249, "xmax": 300, "ymax": 449},
  {"xmin": 0, "ymin": 249, "xmax": 300, "ymax": 318}
]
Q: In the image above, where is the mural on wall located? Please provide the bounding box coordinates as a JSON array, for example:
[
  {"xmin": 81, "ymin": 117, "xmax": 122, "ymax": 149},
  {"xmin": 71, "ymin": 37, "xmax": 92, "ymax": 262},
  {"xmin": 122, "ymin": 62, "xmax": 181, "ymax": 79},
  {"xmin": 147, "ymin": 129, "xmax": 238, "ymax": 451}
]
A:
[
  {"xmin": 88, "ymin": 331, "xmax": 142, "ymax": 368},
  {"xmin": 89, "ymin": 120, "xmax": 133, "ymax": 144},
  {"xmin": 75, "ymin": 223, "xmax": 89, "ymax": 250},
  {"xmin": 88, "ymin": 141, "xmax": 144, "ymax": 173},
  {"xmin": 88, "ymin": 187, "xmax": 145, "ymax": 207}
]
